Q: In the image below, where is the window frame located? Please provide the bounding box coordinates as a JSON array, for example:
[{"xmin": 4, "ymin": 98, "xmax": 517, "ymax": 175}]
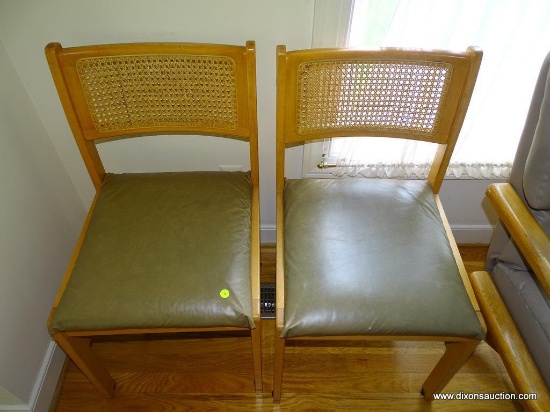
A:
[{"xmin": 302, "ymin": 0, "xmax": 354, "ymax": 178}]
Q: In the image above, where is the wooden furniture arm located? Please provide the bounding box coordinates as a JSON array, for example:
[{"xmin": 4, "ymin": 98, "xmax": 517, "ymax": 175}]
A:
[
  {"xmin": 487, "ymin": 183, "xmax": 550, "ymax": 296},
  {"xmin": 470, "ymin": 271, "xmax": 550, "ymax": 411}
]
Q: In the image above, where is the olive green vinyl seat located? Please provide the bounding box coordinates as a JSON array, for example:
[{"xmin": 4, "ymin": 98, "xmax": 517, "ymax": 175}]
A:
[
  {"xmin": 282, "ymin": 178, "xmax": 484, "ymax": 340},
  {"xmin": 49, "ymin": 171, "xmax": 255, "ymax": 334}
]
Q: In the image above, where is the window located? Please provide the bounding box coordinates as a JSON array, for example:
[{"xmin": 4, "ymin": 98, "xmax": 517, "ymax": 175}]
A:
[{"xmin": 304, "ymin": 0, "xmax": 550, "ymax": 179}]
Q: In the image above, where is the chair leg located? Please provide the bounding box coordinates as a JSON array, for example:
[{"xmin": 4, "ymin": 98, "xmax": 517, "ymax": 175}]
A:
[
  {"xmin": 53, "ymin": 332, "xmax": 115, "ymax": 397},
  {"xmin": 272, "ymin": 334, "xmax": 286, "ymax": 403},
  {"xmin": 251, "ymin": 319, "xmax": 263, "ymax": 393},
  {"xmin": 421, "ymin": 339, "xmax": 480, "ymax": 400}
]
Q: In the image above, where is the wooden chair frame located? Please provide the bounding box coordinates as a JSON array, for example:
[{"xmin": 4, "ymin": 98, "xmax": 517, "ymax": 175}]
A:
[
  {"xmin": 273, "ymin": 46, "xmax": 484, "ymax": 402},
  {"xmin": 470, "ymin": 183, "xmax": 550, "ymax": 411},
  {"xmin": 45, "ymin": 41, "xmax": 262, "ymax": 396}
]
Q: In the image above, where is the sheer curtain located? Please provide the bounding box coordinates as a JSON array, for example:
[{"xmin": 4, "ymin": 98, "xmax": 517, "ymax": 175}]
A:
[{"xmin": 329, "ymin": 0, "xmax": 550, "ymax": 178}]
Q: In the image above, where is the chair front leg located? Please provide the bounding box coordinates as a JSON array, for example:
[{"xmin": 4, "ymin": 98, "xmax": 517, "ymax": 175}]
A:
[
  {"xmin": 251, "ymin": 318, "xmax": 263, "ymax": 393},
  {"xmin": 272, "ymin": 334, "xmax": 286, "ymax": 403},
  {"xmin": 53, "ymin": 332, "xmax": 115, "ymax": 397},
  {"xmin": 421, "ymin": 339, "xmax": 480, "ymax": 399}
]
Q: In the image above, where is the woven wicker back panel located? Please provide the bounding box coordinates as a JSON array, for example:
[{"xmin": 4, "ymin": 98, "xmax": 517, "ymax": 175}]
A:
[
  {"xmin": 76, "ymin": 54, "xmax": 238, "ymax": 134},
  {"xmin": 296, "ymin": 59, "xmax": 452, "ymax": 137}
]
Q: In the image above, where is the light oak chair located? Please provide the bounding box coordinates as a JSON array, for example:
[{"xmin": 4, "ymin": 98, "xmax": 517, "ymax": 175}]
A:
[
  {"xmin": 470, "ymin": 50, "xmax": 550, "ymax": 412},
  {"xmin": 45, "ymin": 41, "xmax": 262, "ymax": 396},
  {"xmin": 470, "ymin": 185, "xmax": 550, "ymax": 412},
  {"xmin": 273, "ymin": 46, "xmax": 484, "ymax": 402}
]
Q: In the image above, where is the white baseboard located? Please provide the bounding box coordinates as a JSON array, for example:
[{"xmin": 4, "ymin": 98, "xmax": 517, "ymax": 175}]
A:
[
  {"xmin": 451, "ymin": 224, "xmax": 494, "ymax": 244},
  {"xmin": 0, "ymin": 404, "xmax": 32, "ymax": 411},
  {"xmin": 30, "ymin": 342, "xmax": 66, "ymax": 412},
  {"xmin": 262, "ymin": 224, "xmax": 493, "ymax": 246},
  {"xmin": 0, "ymin": 342, "xmax": 66, "ymax": 412},
  {"xmin": 260, "ymin": 225, "xmax": 276, "ymax": 244}
]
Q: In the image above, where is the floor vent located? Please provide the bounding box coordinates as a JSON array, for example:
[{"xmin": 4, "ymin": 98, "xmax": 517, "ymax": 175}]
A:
[{"xmin": 260, "ymin": 282, "xmax": 276, "ymax": 319}]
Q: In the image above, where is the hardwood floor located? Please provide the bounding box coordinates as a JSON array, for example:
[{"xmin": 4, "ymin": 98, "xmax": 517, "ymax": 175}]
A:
[{"xmin": 52, "ymin": 245, "xmax": 523, "ymax": 411}]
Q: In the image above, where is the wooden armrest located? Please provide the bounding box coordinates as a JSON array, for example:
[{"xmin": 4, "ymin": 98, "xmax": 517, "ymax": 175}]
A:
[
  {"xmin": 470, "ymin": 271, "xmax": 550, "ymax": 411},
  {"xmin": 486, "ymin": 183, "xmax": 550, "ymax": 296}
]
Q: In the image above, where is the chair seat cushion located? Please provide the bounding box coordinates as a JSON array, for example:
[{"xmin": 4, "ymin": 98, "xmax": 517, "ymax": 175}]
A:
[
  {"xmin": 493, "ymin": 263, "xmax": 550, "ymax": 387},
  {"xmin": 49, "ymin": 172, "xmax": 254, "ymax": 334},
  {"xmin": 282, "ymin": 178, "xmax": 484, "ymax": 339}
]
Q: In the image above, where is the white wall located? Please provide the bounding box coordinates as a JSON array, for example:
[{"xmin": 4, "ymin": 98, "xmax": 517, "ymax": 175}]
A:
[
  {"xmin": 0, "ymin": 37, "xmax": 83, "ymax": 410},
  {"xmin": 0, "ymin": 0, "xmax": 316, "ymax": 240}
]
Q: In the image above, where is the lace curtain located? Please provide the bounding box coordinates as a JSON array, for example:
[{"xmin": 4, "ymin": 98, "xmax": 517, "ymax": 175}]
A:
[{"xmin": 329, "ymin": 0, "xmax": 550, "ymax": 178}]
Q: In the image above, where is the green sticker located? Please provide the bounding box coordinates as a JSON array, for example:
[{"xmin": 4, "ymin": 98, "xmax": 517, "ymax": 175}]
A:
[{"xmin": 220, "ymin": 289, "xmax": 230, "ymax": 299}]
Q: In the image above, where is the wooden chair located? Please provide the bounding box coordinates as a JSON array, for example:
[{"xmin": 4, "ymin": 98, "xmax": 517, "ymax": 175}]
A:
[
  {"xmin": 45, "ymin": 41, "xmax": 262, "ymax": 396},
  {"xmin": 469, "ymin": 50, "xmax": 550, "ymax": 411},
  {"xmin": 470, "ymin": 184, "xmax": 550, "ymax": 411},
  {"xmin": 273, "ymin": 46, "xmax": 484, "ymax": 402}
]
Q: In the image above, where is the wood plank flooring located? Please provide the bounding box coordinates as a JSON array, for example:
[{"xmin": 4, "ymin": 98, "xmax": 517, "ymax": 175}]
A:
[{"xmin": 52, "ymin": 245, "xmax": 523, "ymax": 411}]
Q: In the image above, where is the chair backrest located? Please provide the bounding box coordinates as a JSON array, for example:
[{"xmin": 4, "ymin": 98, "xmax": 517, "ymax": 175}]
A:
[
  {"xmin": 46, "ymin": 41, "xmax": 259, "ymax": 191},
  {"xmin": 276, "ymin": 46, "xmax": 482, "ymax": 192},
  {"xmin": 486, "ymin": 50, "xmax": 550, "ymax": 273}
]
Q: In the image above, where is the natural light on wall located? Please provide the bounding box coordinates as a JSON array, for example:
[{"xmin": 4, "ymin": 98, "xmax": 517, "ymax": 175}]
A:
[{"xmin": 325, "ymin": 0, "xmax": 550, "ymax": 178}]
